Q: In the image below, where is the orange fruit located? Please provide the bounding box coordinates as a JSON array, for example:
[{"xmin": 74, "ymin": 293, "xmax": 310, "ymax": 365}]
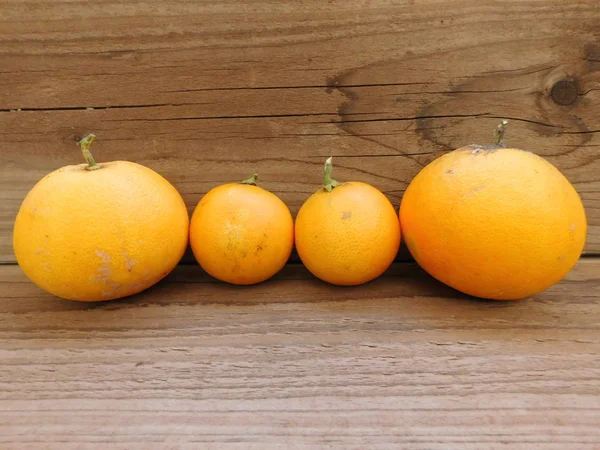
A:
[
  {"xmin": 189, "ymin": 174, "xmax": 294, "ymax": 285},
  {"xmin": 400, "ymin": 121, "xmax": 587, "ymax": 300},
  {"xmin": 295, "ymin": 157, "xmax": 400, "ymax": 285},
  {"xmin": 13, "ymin": 134, "xmax": 190, "ymax": 301}
]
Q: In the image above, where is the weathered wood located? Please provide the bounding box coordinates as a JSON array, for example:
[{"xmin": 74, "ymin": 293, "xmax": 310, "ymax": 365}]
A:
[
  {"xmin": 1, "ymin": 0, "xmax": 600, "ymax": 261},
  {"xmin": 2, "ymin": 2, "xmax": 600, "ymax": 447},
  {"xmin": 0, "ymin": 259, "xmax": 599, "ymax": 448}
]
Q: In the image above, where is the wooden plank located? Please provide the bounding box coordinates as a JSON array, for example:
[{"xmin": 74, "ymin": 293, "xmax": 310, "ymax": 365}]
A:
[
  {"xmin": 1, "ymin": 0, "xmax": 600, "ymax": 262},
  {"xmin": 1, "ymin": 0, "xmax": 599, "ymax": 107},
  {"xmin": 0, "ymin": 259, "xmax": 599, "ymax": 448}
]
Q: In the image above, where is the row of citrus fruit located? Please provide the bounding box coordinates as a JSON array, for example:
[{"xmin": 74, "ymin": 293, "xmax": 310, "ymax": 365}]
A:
[{"xmin": 13, "ymin": 121, "xmax": 587, "ymax": 302}]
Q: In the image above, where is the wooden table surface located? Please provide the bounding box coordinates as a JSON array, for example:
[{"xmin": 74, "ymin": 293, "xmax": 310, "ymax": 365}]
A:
[
  {"xmin": 1, "ymin": 261, "xmax": 599, "ymax": 448},
  {"xmin": 1, "ymin": 0, "xmax": 600, "ymax": 448}
]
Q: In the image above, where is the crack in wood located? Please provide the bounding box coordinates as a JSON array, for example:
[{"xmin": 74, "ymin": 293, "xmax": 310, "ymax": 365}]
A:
[
  {"xmin": 162, "ymin": 82, "xmax": 433, "ymax": 94},
  {"xmin": 0, "ymin": 104, "xmax": 171, "ymax": 113},
  {"xmin": 326, "ymin": 153, "xmax": 433, "ymax": 158},
  {"xmin": 100, "ymin": 112, "xmax": 340, "ymax": 122},
  {"xmin": 316, "ymin": 113, "xmax": 489, "ymax": 125},
  {"xmin": 386, "ymin": 87, "xmax": 528, "ymax": 96}
]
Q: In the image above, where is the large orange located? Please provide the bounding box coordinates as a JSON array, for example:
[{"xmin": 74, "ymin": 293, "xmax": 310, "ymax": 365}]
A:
[
  {"xmin": 400, "ymin": 121, "xmax": 587, "ymax": 300},
  {"xmin": 295, "ymin": 158, "xmax": 400, "ymax": 285},
  {"xmin": 13, "ymin": 135, "xmax": 189, "ymax": 301},
  {"xmin": 189, "ymin": 174, "xmax": 294, "ymax": 285}
]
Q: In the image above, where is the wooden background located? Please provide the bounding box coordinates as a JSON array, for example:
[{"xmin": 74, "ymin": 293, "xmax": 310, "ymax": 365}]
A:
[{"xmin": 1, "ymin": 0, "xmax": 600, "ymax": 448}]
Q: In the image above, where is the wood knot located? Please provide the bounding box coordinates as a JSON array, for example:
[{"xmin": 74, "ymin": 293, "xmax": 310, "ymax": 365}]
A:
[{"xmin": 550, "ymin": 79, "xmax": 578, "ymax": 106}]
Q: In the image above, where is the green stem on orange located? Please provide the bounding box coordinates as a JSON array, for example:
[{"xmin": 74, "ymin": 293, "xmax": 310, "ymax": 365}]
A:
[
  {"xmin": 241, "ymin": 173, "xmax": 258, "ymax": 185},
  {"xmin": 77, "ymin": 134, "xmax": 102, "ymax": 171},
  {"xmin": 323, "ymin": 156, "xmax": 340, "ymax": 192},
  {"xmin": 494, "ymin": 120, "xmax": 509, "ymax": 147}
]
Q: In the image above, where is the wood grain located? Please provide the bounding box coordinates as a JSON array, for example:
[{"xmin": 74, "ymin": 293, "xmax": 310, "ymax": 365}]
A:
[
  {"xmin": 1, "ymin": 259, "xmax": 599, "ymax": 449},
  {"xmin": 2, "ymin": 2, "xmax": 600, "ymax": 447},
  {"xmin": 2, "ymin": 0, "xmax": 600, "ymax": 261}
]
